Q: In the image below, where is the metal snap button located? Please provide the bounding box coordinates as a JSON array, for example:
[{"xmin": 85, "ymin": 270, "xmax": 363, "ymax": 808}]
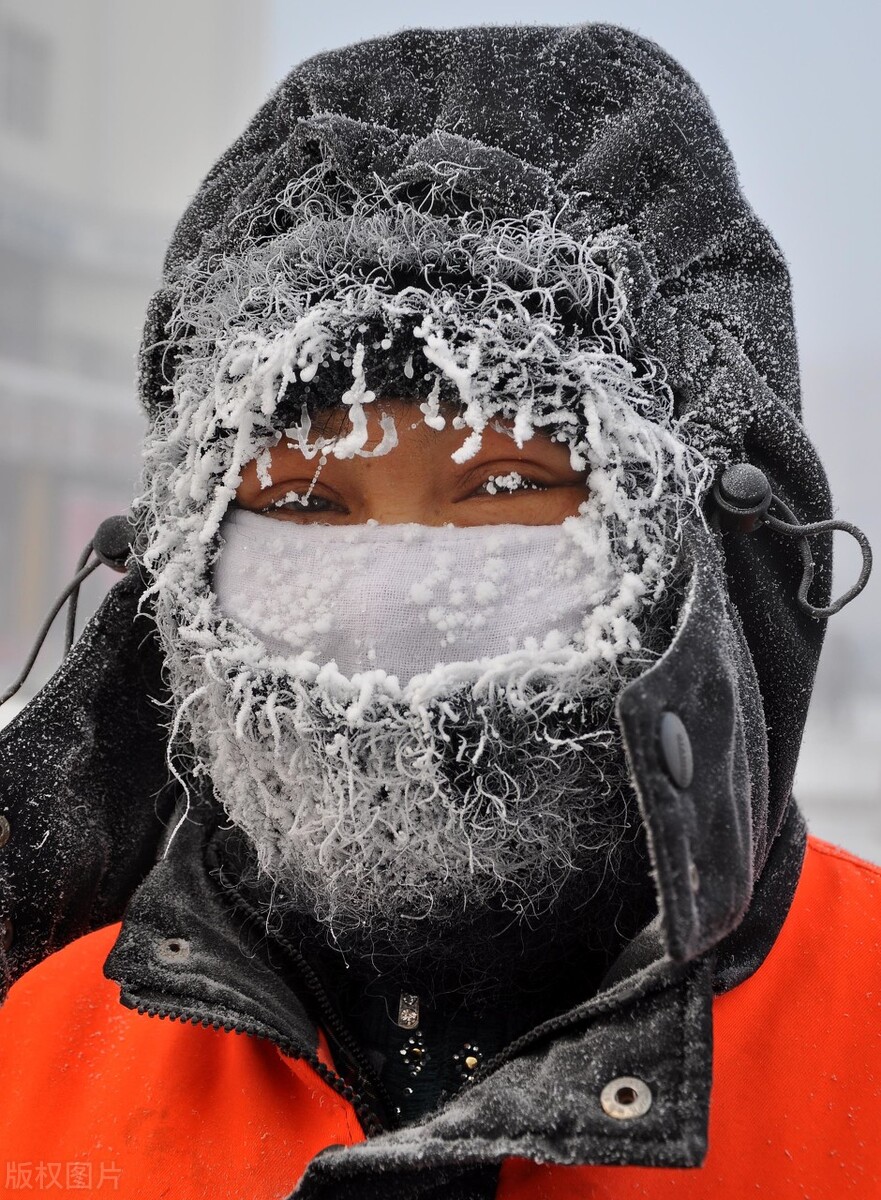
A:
[
  {"xmin": 1, "ymin": 916, "xmax": 13, "ymax": 954},
  {"xmin": 155, "ymin": 937, "xmax": 191, "ymax": 964},
  {"xmin": 600, "ymin": 1075, "xmax": 653, "ymax": 1120},
  {"xmin": 659, "ymin": 711, "xmax": 694, "ymax": 789},
  {"xmin": 0, "ymin": 815, "xmax": 10, "ymax": 849}
]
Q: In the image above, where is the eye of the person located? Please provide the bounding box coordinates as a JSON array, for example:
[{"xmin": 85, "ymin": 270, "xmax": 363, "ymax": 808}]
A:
[
  {"xmin": 263, "ymin": 490, "xmax": 341, "ymax": 514},
  {"xmin": 472, "ymin": 471, "xmax": 548, "ymax": 497},
  {"xmin": 257, "ymin": 474, "xmax": 552, "ymax": 515}
]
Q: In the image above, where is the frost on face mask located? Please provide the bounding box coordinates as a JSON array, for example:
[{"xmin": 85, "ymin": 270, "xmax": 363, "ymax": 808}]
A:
[
  {"xmin": 134, "ymin": 163, "xmax": 708, "ymax": 976},
  {"xmin": 213, "ymin": 514, "xmax": 627, "ymax": 686}
]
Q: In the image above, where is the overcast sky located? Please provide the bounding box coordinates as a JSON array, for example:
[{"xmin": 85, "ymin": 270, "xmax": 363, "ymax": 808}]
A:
[{"xmin": 268, "ymin": 0, "xmax": 880, "ymax": 638}]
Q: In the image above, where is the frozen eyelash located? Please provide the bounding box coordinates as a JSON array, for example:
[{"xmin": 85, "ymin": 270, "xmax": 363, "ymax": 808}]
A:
[
  {"xmin": 481, "ymin": 472, "xmax": 543, "ymax": 495},
  {"xmin": 269, "ymin": 490, "xmax": 309, "ymax": 509}
]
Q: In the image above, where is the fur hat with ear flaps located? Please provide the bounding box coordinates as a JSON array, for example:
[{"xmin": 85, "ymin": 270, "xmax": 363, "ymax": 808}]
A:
[{"xmin": 134, "ymin": 23, "xmax": 833, "ymax": 961}]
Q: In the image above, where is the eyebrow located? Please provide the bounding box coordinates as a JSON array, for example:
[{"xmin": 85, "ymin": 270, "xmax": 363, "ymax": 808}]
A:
[
  {"xmin": 307, "ymin": 403, "xmax": 549, "ymax": 459},
  {"xmin": 307, "ymin": 406, "xmax": 354, "ymax": 438},
  {"xmin": 308, "ymin": 402, "xmax": 441, "ymax": 444}
]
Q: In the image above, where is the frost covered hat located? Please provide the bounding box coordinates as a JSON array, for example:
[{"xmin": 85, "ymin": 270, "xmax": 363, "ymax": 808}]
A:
[{"xmin": 132, "ymin": 24, "xmax": 836, "ymax": 977}]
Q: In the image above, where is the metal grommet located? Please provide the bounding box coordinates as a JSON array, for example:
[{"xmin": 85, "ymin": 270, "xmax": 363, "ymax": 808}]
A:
[
  {"xmin": 600, "ymin": 1076, "xmax": 653, "ymax": 1120},
  {"xmin": 689, "ymin": 862, "xmax": 700, "ymax": 893},
  {"xmin": 659, "ymin": 711, "xmax": 694, "ymax": 789},
  {"xmin": 0, "ymin": 815, "xmax": 10, "ymax": 849},
  {"xmin": 155, "ymin": 936, "xmax": 191, "ymax": 964},
  {"xmin": 1, "ymin": 916, "xmax": 13, "ymax": 954}
]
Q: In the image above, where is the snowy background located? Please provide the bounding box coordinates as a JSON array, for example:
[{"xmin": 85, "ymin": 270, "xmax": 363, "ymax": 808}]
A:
[{"xmin": 0, "ymin": 0, "xmax": 877, "ymax": 862}]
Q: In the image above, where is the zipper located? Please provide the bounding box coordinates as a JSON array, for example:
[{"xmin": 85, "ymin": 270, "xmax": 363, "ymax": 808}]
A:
[
  {"xmin": 251, "ymin": 918, "xmax": 399, "ymax": 1131},
  {"xmin": 129, "ymin": 996, "xmax": 387, "ymax": 1138},
  {"xmin": 209, "ymin": 866, "xmax": 398, "ymax": 1134}
]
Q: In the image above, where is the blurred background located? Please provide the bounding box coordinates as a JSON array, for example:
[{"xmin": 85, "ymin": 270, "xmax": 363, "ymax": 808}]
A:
[{"xmin": 0, "ymin": 0, "xmax": 877, "ymax": 859}]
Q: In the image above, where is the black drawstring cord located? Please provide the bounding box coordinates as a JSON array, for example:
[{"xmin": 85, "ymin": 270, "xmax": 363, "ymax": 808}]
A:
[
  {"xmin": 763, "ymin": 499, "xmax": 873, "ymax": 619},
  {"xmin": 712, "ymin": 463, "xmax": 873, "ymax": 619},
  {"xmin": 0, "ymin": 553, "xmax": 101, "ymax": 707},
  {"xmin": 0, "ymin": 514, "xmax": 136, "ymax": 711},
  {"xmin": 64, "ymin": 540, "xmax": 96, "ymax": 654}
]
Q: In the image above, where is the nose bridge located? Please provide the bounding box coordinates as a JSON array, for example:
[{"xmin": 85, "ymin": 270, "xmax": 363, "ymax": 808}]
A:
[
  {"xmin": 359, "ymin": 481, "xmax": 444, "ymax": 525},
  {"xmin": 356, "ymin": 416, "xmax": 444, "ymax": 524}
]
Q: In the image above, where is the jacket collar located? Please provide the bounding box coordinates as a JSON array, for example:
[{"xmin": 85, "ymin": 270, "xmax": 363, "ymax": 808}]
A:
[
  {"xmin": 105, "ymin": 792, "xmax": 718, "ymax": 1170},
  {"xmin": 102, "ymin": 516, "xmax": 807, "ymax": 1179},
  {"xmin": 618, "ymin": 514, "xmax": 772, "ymax": 965}
]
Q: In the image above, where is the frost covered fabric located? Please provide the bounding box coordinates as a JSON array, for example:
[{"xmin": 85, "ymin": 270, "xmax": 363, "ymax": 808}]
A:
[
  {"xmin": 133, "ymin": 145, "xmax": 705, "ymax": 968},
  {"xmin": 140, "ymin": 23, "xmax": 813, "ymax": 470},
  {"xmin": 214, "ymin": 511, "xmax": 621, "ymax": 683}
]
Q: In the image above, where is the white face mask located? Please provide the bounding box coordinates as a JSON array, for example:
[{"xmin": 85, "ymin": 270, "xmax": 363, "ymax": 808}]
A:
[{"xmin": 213, "ymin": 508, "xmax": 618, "ymax": 685}]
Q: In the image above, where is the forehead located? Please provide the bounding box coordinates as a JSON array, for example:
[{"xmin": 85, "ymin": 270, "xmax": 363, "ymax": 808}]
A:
[
  {"xmin": 299, "ymin": 398, "xmax": 533, "ymax": 458},
  {"xmin": 265, "ymin": 384, "xmax": 597, "ymax": 481}
]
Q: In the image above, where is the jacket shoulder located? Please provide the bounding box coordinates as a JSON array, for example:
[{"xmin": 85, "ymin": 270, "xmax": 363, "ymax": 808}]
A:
[
  {"xmin": 802, "ymin": 833, "xmax": 881, "ymax": 915},
  {"xmin": 0, "ymin": 922, "xmax": 364, "ymax": 1197},
  {"xmin": 0, "ymin": 572, "xmax": 172, "ymax": 1004},
  {"xmin": 0, "ymin": 923, "xmax": 128, "ymax": 1058},
  {"xmin": 805, "ymin": 833, "xmax": 881, "ymax": 873},
  {"xmin": 716, "ymin": 831, "xmax": 881, "ymax": 1014},
  {"xmin": 3, "ymin": 921, "xmax": 123, "ymax": 1006}
]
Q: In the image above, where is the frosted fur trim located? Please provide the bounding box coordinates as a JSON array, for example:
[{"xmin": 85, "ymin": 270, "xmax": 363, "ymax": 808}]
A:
[
  {"xmin": 198, "ymin": 658, "xmax": 658, "ymax": 969},
  {"xmin": 134, "ymin": 165, "xmax": 708, "ymax": 956}
]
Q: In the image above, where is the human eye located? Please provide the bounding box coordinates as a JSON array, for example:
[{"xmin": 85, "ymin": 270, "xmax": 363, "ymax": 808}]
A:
[
  {"xmin": 253, "ymin": 487, "xmax": 347, "ymax": 519},
  {"xmin": 473, "ymin": 471, "xmax": 548, "ymax": 497}
]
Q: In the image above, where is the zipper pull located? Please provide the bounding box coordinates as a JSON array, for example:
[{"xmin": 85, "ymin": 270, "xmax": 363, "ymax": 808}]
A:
[{"xmin": 396, "ymin": 992, "xmax": 420, "ymax": 1030}]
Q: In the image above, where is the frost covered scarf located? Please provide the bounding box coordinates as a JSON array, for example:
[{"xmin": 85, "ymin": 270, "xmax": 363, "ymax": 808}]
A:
[
  {"xmin": 206, "ymin": 510, "xmax": 656, "ymax": 976},
  {"xmin": 135, "ymin": 170, "xmax": 707, "ymax": 989}
]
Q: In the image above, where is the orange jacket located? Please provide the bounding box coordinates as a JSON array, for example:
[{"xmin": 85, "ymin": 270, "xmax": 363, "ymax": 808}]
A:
[{"xmin": 1, "ymin": 834, "xmax": 878, "ymax": 1199}]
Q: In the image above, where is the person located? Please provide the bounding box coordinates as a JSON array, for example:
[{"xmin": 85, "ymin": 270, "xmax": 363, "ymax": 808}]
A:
[{"xmin": 0, "ymin": 21, "xmax": 878, "ymax": 1200}]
